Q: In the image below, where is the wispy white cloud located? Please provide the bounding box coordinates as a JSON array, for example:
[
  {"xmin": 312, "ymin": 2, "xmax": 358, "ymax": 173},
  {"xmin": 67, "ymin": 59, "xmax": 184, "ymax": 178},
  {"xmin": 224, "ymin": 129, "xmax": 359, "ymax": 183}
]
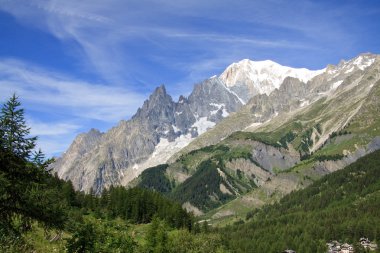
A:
[
  {"xmin": 0, "ymin": 59, "xmax": 146, "ymax": 121},
  {"xmin": 27, "ymin": 120, "xmax": 82, "ymax": 156},
  {"xmin": 0, "ymin": 58, "xmax": 146, "ymax": 156},
  {"xmin": 0, "ymin": 0, "xmax": 345, "ymax": 87},
  {"xmin": 28, "ymin": 120, "xmax": 80, "ymax": 136}
]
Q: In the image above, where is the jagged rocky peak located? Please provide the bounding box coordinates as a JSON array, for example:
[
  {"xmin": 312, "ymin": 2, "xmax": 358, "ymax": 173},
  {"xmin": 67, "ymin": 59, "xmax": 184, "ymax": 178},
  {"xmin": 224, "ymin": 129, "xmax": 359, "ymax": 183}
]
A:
[
  {"xmin": 136, "ymin": 85, "xmax": 172, "ymax": 113},
  {"xmin": 327, "ymin": 53, "xmax": 377, "ymax": 75},
  {"xmin": 69, "ymin": 128, "xmax": 103, "ymax": 154},
  {"xmin": 178, "ymin": 95, "xmax": 187, "ymax": 104},
  {"xmin": 52, "ymin": 127, "xmax": 103, "ymax": 179},
  {"xmin": 188, "ymin": 76, "xmax": 243, "ymax": 121},
  {"xmin": 219, "ymin": 58, "xmax": 324, "ymax": 103},
  {"xmin": 133, "ymin": 84, "xmax": 175, "ymax": 125}
]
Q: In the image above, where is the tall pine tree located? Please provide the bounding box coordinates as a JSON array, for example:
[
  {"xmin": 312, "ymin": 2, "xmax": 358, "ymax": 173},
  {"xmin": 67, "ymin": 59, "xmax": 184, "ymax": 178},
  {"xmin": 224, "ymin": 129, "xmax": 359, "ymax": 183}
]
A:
[
  {"xmin": 0, "ymin": 94, "xmax": 36, "ymax": 158},
  {"xmin": 0, "ymin": 94, "xmax": 66, "ymax": 236}
]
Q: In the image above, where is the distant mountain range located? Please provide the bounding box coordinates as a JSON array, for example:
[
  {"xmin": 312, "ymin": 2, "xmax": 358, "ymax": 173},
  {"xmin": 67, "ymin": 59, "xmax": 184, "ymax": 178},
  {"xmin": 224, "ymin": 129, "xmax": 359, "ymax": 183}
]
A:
[{"xmin": 52, "ymin": 52, "xmax": 380, "ymax": 213}]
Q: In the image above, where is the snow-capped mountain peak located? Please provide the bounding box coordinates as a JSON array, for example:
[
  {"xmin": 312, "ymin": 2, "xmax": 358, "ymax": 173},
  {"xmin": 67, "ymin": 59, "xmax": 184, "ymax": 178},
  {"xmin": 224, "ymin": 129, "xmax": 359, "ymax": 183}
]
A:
[{"xmin": 219, "ymin": 58, "xmax": 324, "ymax": 103}]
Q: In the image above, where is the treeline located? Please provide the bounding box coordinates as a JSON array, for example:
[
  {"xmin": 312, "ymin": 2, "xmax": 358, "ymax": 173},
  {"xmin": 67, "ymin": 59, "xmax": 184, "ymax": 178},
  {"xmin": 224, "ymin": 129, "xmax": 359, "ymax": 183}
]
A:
[
  {"xmin": 98, "ymin": 186, "xmax": 192, "ymax": 228},
  {"xmin": 44, "ymin": 175, "xmax": 192, "ymax": 229},
  {"xmin": 138, "ymin": 164, "xmax": 173, "ymax": 193},
  {"xmin": 220, "ymin": 149, "xmax": 380, "ymax": 253}
]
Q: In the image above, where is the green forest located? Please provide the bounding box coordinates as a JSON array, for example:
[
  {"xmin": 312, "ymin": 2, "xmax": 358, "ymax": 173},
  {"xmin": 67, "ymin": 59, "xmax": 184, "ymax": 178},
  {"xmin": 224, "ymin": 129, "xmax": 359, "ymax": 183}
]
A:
[{"xmin": 1, "ymin": 94, "xmax": 380, "ymax": 252}]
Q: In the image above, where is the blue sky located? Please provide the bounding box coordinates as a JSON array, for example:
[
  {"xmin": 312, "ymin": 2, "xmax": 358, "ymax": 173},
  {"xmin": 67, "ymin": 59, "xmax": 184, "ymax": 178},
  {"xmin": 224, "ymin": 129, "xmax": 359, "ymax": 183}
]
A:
[{"xmin": 0, "ymin": 0, "xmax": 379, "ymax": 157}]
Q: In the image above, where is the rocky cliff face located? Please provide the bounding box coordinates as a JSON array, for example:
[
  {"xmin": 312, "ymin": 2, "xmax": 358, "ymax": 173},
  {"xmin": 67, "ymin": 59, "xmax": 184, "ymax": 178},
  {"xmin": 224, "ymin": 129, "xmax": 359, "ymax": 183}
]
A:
[{"xmin": 53, "ymin": 77, "xmax": 245, "ymax": 193}]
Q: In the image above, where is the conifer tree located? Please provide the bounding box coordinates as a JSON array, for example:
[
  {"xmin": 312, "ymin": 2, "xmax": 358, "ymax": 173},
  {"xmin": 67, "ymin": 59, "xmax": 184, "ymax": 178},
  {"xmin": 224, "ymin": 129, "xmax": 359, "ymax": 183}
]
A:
[
  {"xmin": 0, "ymin": 94, "xmax": 66, "ymax": 236},
  {"xmin": 0, "ymin": 94, "xmax": 36, "ymax": 158}
]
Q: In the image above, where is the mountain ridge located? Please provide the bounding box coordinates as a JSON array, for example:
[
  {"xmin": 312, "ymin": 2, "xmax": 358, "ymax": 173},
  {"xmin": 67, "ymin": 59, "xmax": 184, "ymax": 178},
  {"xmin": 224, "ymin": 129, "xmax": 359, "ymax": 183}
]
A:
[{"xmin": 52, "ymin": 53, "xmax": 378, "ymax": 194}]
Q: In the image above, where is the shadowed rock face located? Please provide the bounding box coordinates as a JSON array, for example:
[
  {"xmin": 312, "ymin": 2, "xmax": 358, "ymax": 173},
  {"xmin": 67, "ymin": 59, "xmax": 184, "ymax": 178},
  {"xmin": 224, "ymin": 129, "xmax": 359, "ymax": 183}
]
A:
[{"xmin": 52, "ymin": 78, "xmax": 244, "ymax": 193}]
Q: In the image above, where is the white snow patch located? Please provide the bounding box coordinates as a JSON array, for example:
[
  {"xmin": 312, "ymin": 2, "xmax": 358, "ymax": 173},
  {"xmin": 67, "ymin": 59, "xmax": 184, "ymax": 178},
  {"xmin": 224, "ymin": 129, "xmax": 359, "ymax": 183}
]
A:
[
  {"xmin": 123, "ymin": 134, "xmax": 195, "ymax": 185},
  {"xmin": 210, "ymin": 103, "xmax": 224, "ymax": 108},
  {"xmin": 327, "ymin": 69, "xmax": 337, "ymax": 75},
  {"xmin": 345, "ymin": 66, "xmax": 354, "ymax": 74},
  {"xmin": 353, "ymin": 56, "xmax": 364, "ymax": 66},
  {"xmin": 222, "ymin": 108, "xmax": 229, "ymax": 117},
  {"xmin": 209, "ymin": 103, "xmax": 229, "ymax": 117},
  {"xmin": 352, "ymin": 56, "xmax": 375, "ymax": 70},
  {"xmin": 192, "ymin": 117, "xmax": 216, "ymax": 135},
  {"xmin": 300, "ymin": 99, "xmax": 310, "ymax": 107},
  {"xmin": 172, "ymin": 125, "xmax": 180, "ymax": 133},
  {"xmin": 210, "ymin": 103, "xmax": 224, "ymax": 115},
  {"xmin": 244, "ymin": 122, "xmax": 262, "ymax": 131},
  {"xmin": 332, "ymin": 80, "xmax": 343, "ymax": 90}
]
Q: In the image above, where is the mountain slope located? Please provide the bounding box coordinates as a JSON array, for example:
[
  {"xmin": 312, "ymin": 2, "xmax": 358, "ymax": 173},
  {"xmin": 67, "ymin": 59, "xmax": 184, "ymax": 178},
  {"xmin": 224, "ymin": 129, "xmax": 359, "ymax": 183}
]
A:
[
  {"xmin": 222, "ymin": 149, "xmax": 380, "ymax": 253},
  {"xmin": 53, "ymin": 59, "xmax": 320, "ymax": 193},
  {"xmin": 171, "ymin": 53, "xmax": 378, "ymax": 161},
  {"xmin": 133, "ymin": 54, "xmax": 380, "ymax": 216}
]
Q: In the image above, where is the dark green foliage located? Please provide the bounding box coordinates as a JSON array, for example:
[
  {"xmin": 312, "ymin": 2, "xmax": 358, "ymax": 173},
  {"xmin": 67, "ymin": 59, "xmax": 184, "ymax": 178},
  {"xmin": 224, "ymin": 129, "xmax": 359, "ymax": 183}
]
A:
[
  {"xmin": 66, "ymin": 218, "xmax": 137, "ymax": 253},
  {"xmin": 222, "ymin": 150, "xmax": 380, "ymax": 252},
  {"xmin": 0, "ymin": 94, "xmax": 36, "ymax": 158},
  {"xmin": 227, "ymin": 131, "xmax": 282, "ymax": 148},
  {"xmin": 186, "ymin": 144, "xmax": 230, "ymax": 157},
  {"xmin": 298, "ymin": 128, "xmax": 313, "ymax": 154},
  {"xmin": 66, "ymin": 222, "xmax": 96, "ymax": 253},
  {"xmin": 171, "ymin": 143, "xmax": 259, "ymax": 211},
  {"xmin": 171, "ymin": 159, "xmax": 234, "ymax": 210},
  {"xmin": 167, "ymin": 229, "xmax": 228, "ymax": 253},
  {"xmin": 145, "ymin": 216, "xmax": 169, "ymax": 253},
  {"xmin": 314, "ymin": 154, "xmax": 345, "ymax": 161},
  {"xmin": 316, "ymin": 123, "xmax": 323, "ymax": 135},
  {"xmin": 137, "ymin": 164, "xmax": 172, "ymax": 193},
  {"xmin": 329, "ymin": 130, "xmax": 351, "ymax": 138},
  {"xmin": 0, "ymin": 95, "xmax": 67, "ymax": 237},
  {"xmin": 279, "ymin": 131, "xmax": 297, "ymax": 148},
  {"xmin": 98, "ymin": 186, "xmax": 192, "ymax": 229},
  {"xmin": 215, "ymin": 146, "xmax": 253, "ymax": 163}
]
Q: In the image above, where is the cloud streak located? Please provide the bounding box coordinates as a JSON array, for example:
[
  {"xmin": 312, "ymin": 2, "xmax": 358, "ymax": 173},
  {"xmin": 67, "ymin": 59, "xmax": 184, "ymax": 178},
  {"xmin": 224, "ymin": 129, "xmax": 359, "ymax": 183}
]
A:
[
  {"xmin": 0, "ymin": 0, "xmax": 351, "ymax": 87},
  {"xmin": 0, "ymin": 59, "xmax": 146, "ymax": 121},
  {"xmin": 0, "ymin": 58, "xmax": 146, "ymax": 156}
]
